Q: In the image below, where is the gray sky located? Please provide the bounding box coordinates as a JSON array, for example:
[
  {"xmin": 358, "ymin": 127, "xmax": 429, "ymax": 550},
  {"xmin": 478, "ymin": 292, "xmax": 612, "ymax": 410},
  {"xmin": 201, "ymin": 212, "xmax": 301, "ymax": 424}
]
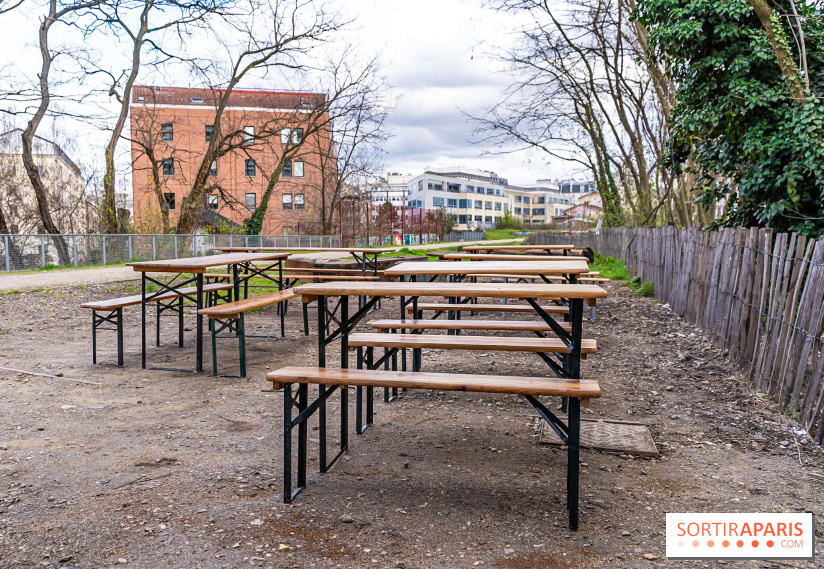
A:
[{"xmin": 0, "ymin": 0, "xmax": 582, "ymax": 187}]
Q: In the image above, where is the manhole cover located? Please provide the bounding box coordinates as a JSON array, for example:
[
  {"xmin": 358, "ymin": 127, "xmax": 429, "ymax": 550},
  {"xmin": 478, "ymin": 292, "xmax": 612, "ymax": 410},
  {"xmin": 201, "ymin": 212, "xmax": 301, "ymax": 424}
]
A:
[{"xmin": 540, "ymin": 418, "xmax": 658, "ymax": 457}]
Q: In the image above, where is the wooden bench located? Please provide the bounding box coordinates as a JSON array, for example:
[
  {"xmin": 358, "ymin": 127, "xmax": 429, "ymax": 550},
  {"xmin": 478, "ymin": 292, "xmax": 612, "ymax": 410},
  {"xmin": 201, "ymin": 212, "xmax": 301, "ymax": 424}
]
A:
[
  {"xmin": 348, "ymin": 332, "xmax": 596, "ymax": 354},
  {"xmin": 198, "ymin": 289, "xmax": 298, "ymax": 377},
  {"xmin": 370, "ymin": 318, "xmax": 572, "ymax": 333},
  {"xmin": 406, "ymin": 302, "xmax": 569, "ymax": 315},
  {"xmin": 81, "ymin": 282, "xmax": 233, "ymax": 366},
  {"xmin": 266, "ymin": 366, "xmax": 601, "ymax": 530}
]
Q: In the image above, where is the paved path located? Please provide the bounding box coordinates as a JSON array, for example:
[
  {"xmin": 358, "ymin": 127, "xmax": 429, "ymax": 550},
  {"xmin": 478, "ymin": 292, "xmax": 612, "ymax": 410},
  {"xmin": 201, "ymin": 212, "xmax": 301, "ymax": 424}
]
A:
[{"xmin": 0, "ymin": 238, "xmax": 524, "ymax": 291}]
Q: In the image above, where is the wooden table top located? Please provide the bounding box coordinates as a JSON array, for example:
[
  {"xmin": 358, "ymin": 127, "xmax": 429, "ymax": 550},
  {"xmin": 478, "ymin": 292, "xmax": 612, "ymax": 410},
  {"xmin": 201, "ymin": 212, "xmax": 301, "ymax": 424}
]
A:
[
  {"xmin": 385, "ymin": 260, "xmax": 590, "ymax": 276},
  {"xmin": 293, "ymin": 281, "xmax": 607, "ymax": 300},
  {"xmin": 443, "ymin": 253, "xmax": 590, "ymax": 261},
  {"xmin": 127, "ymin": 252, "xmax": 290, "ymax": 273},
  {"xmin": 462, "ymin": 244, "xmax": 576, "ymax": 251},
  {"xmin": 215, "ymin": 246, "xmax": 395, "ymax": 254}
]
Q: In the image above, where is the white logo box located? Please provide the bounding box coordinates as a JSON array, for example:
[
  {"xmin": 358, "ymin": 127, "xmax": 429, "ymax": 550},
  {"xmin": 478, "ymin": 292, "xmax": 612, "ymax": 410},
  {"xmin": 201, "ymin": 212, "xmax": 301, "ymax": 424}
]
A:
[{"xmin": 666, "ymin": 513, "xmax": 814, "ymax": 560}]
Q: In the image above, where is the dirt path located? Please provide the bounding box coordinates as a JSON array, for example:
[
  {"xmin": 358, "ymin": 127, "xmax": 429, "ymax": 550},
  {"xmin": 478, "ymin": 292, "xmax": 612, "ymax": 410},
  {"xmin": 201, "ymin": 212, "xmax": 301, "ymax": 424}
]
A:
[
  {"xmin": 3, "ymin": 278, "xmax": 815, "ymax": 568},
  {"xmin": 0, "ymin": 239, "xmax": 523, "ymax": 292}
]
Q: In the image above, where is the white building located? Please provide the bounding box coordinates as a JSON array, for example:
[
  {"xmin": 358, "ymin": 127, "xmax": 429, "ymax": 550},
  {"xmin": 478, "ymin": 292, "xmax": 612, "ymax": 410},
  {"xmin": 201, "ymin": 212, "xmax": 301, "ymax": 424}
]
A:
[{"xmin": 366, "ymin": 173, "xmax": 414, "ymax": 206}]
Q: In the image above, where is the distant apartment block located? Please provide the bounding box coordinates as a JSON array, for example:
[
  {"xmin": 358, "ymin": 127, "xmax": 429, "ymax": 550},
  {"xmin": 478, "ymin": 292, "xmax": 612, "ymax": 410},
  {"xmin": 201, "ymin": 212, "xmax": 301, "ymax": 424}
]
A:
[
  {"xmin": 367, "ymin": 173, "xmax": 413, "ymax": 205},
  {"xmin": 129, "ymin": 85, "xmax": 332, "ymax": 234}
]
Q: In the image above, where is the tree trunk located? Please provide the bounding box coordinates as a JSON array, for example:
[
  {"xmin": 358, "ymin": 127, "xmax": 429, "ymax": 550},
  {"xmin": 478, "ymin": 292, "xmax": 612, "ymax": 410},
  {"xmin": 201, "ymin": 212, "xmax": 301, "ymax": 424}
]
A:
[{"xmin": 747, "ymin": 0, "xmax": 807, "ymax": 102}]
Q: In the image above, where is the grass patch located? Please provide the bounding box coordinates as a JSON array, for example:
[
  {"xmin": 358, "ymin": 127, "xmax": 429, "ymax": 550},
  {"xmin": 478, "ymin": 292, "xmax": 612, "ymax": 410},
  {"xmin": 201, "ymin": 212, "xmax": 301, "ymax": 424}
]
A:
[
  {"xmin": 589, "ymin": 253, "xmax": 653, "ymax": 297},
  {"xmin": 481, "ymin": 229, "xmax": 525, "ymax": 241}
]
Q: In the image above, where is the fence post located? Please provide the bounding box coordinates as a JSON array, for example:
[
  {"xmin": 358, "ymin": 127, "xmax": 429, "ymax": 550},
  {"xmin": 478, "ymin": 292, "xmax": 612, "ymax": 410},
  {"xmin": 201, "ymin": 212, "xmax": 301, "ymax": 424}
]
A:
[
  {"xmin": 309, "ymin": 236, "xmax": 313, "ymax": 247},
  {"xmin": 245, "ymin": 235, "xmax": 249, "ymax": 247},
  {"xmin": 41, "ymin": 235, "xmax": 46, "ymax": 268},
  {"xmin": 298, "ymin": 235, "xmax": 302, "ymax": 248},
  {"xmin": 229, "ymin": 234, "xmax": 233, "ymax": 247},
  {"xmin": 128, "ymin": 235, "xmax": 133, "ymax": 261},
  {"xmin": 193, "ymin": 234, "xmax": 198, "ymax": 256},
  {"xmin": 174, "ymin": 234, "xmax": 178, "ymax": 258},
  {"xmin": 102, "ymin": 235, "xmax": 107, "ymax": 265},
  {"xmin": 4, "ymin": 235, "xmax": 9, "ymax": 272},
  {"xmin": 152, "ymin": 235, "xmax": 156, "ymax": 260},
  {"xmin": 72, "ymin": 235, "xmax": 77, "ymax": 267}
]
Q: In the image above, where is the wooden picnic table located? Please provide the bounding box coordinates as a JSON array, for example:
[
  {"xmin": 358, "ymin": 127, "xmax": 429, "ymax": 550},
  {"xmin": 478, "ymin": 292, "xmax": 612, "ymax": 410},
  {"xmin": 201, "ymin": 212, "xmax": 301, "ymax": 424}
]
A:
[
  {"xmin": 127, "ymin": 252, "xmax": 290, "ymax": 372},
  {"xmin": 443, "ymin": 252, "xmax": 589, "ymax": 261},
  {"xmin": 214, "ymin": 246, "xmax": 394, "ymax": 278},
  {"xmin": 283, "ymin": 279, "xmax": 606, "ymax": 528},
  {"xmin": 385, "ymin": 260, "xmax": 590, "ymax": 281},
  {"xmin": 462, "ymin": 244, "xmax": 576, "ymax": 253}
]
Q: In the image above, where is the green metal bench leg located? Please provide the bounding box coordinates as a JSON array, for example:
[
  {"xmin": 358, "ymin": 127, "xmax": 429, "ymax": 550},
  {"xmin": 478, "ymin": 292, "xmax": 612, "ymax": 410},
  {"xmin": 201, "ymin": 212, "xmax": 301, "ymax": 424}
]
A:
[
  {"xmin": 210, "ymin": 319, "xmax": 218, "ymax": 376},
  {"xmin": 238, "ymin": 313, "xmax": 246, "ymax": 378}
]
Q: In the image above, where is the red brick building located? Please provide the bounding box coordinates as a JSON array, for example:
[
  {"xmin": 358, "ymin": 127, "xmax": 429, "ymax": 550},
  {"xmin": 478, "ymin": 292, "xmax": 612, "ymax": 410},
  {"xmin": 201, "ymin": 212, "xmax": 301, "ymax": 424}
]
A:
[{"xmin": 129, "ymin": 85, "xmax": 333, "ymax": 235}]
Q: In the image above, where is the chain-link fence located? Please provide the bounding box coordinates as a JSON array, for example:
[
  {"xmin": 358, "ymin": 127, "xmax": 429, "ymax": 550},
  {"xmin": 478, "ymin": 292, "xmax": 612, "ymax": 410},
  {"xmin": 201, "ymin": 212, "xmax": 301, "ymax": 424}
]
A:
[{"xmin": 0, "ymin": 234, "xmax": 342, "ymax": 272}]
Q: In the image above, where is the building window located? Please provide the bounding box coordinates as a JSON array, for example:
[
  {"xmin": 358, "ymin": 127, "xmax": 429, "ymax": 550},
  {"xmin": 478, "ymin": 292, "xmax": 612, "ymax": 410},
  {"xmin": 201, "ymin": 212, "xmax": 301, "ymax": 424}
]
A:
[
  {"xmin": 190, "ymin": 96, "xmax": 204, "ymax": 104},
  {"xmin": 418, "ymin": 180, "xmax": 423, "ymax": 191},
  {"xmin": 245, "ymin": 193, "xmax": 256, "ymax": 211},
  {"xmin": 573, "ymin": 184, "xmax": 581, "ymax": 192},
  {"xmin": 209, "ymin": 160, "xmax": 217, "ymax": 177},
  {"xmin": 524, "ymin": 197, "xmax": 530, "ymax": 204},
  {"xmin": 485, "ymin": 201, "xmax": 492, "ymax": 210},
  {"xmin": 537, "ymin": 197, "xmax": 545, "ymax": 204},
  {"xmin": 524, "ymin": 208, "xmax": 530, "ymax": 215},
  {"xmin": 486, "ymin": 188, "xmax": 494, "ymax": 195},
  {"xmin": 495, "ymin": 189, "xmax": 501, "ymax": 196},
  {"xmin": 494, "ymin": 202, "xmax": 502, "ymax": 210},
  {"xmin": 477, "ymin": 186, "xmax": 484, "ymax": 193},
  {"xmin": 447, "ymin": 198, "xmax": 457, "ymax": 208},
  {"xmin": 245, "ymin": 159, "xmax": 256, "ymax": 177},
  {"xmin": 293, "ymin": 161, "xmax": 304, "ymax": 178},
  {"xmin": 207, "ymin": 194, "xmax": 218, "ymax": 210},
  {"xmin": 533, "ymin": 208, "xmax": 545, "ymax": 215},
  {"xmin": 244, "ymin": 126, "xmax": 254, "ymax": 144},
  {"xmin": 515, "ymin": 195, "xmax": 522, "ymax": 203},
  {"xmin": 427, "ymin": 182, "xmax": 433, "ymax": 190},
  {"xmin": 161, "ymin": 123, "xmax": 173, "ymax": 142},
  {"xmin": 447, "ymin": 183, "xmax": 460, "ymax": 192},
  {"xmin": 164, "ymin": 192, "xmax": 175, "ymax": 210},
  {"xmin": 292, "ymin": 128, "xmax": 303, "ymax": 143},
  {"xmin": 295, "ymin": 193, "xmax": 304, "ymax": 210},
  {"xmin": 459, "ymin": 215, "xmax": 468, "ymax": 224},
  {"xmin": 466, "ymin": 185, "xmax": 475, "ymax": 193},
  {"xmin": 282, "ymin": 161, "xmax": 292, "ymax": 177},
  {"xmin": 485, "ymin": 216, "xmax": 492, "ymax": 222},
  {"xmin": 458, "ymin": 199, "xmax": 470, "ymax": 208},
  {"xmin": 474, "ymin": 215, "xmax": 482, "ymax": 222},
  {"xmin": 162, "ymin": 159, "xmax": 174, "ymax": 176},
  {"xmin": 504, "ymin": 203, "xmax": 509, "ymax": 211},
  {"xmin": 282, "ymin": 193, "xmax": 292, "ymax": 210},
  {"xmin": 474, "ymin": 200, "xmax": 482, "ymax": 209},
  {"xmin": 281, "ymin": 129, "xmax": 290, "ymax": 144},
  {"xmin": 205, "ymin": 124, "xmax": 214, "ymax": 143},
  {"xmin": 515, "ymin": 207, "xmax": 522, "ymax": 214},
  {"xmin": 433, "ymin": 183, "xmax": 443, "ymax": 191},
  {"xmin": 432, "ymin": 197, "xmax": 444, "ymax": 207}
]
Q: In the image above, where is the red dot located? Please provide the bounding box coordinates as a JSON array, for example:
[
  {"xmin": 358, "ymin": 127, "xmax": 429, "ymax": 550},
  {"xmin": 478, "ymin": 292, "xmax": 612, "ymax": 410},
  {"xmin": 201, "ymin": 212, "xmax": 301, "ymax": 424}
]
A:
[
  {"xmin": 707, "ymin": 540, "xmax": 715, "ymax": 548},
  {"xmin": 692, "ymin": 540, "xmax": 699, "ymax": 547},
  {"xmin": 722, "ymin": 540, "xmax": 730, "ymax": 547},
  {"xmin": 767, "ymin": 540, "xmax": 774, "ymax": 548},
  {"xmin": 737, "ymin": 540, "xmax": 744, "ymax": 547},
  {"xmin": 752, "ymin": 540, "xmax": 759, "ymax": 547}
]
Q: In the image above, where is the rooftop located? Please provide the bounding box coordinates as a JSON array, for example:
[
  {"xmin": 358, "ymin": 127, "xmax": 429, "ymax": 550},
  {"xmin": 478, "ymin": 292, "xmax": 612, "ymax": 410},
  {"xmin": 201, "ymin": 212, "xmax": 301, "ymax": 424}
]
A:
[{"xmin": 131, "ymin": 86, "xmax": 326, "ymax": 110}]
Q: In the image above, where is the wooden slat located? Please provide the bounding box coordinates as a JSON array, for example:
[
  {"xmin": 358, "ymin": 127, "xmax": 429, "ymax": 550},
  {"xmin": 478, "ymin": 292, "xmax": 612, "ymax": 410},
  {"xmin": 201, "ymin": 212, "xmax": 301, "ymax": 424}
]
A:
[
  {"xmin": 370, "ymin": 319, "xmax": 572, "ymax": 332},
  {"xmin": 293, "ymin": 281, "xmax": 607, "ymax": 300},
  {"xmin": 385, "ymin": 260, "xmax": 589, "ymax": 277},
  {"xmin": 266, "ymin": 366, "xmax": 601, "ymax": 398},
  {"xmin": 347, "ymin": 332, "xmax": 597, "ymax": 353},
  {"xmin": 462, "ymin": 244, "xmax": 576, "ymax": 251},
  {"xmin": 216, "ymin": 247, "xmax": 395, "ymax": 253},
  {"xmin": 81, "ymin": 283, "xmax": 233, "ymax": 310},
  {"xmin": 407, "ymin": 303, "xmax": 568, "ymax": 314},
  {"xmin": 443, "ymin": 253, "xmax": 589, "ymax": 261},
  {"xmin": 127, "ymin": 252, "xmax": 290, "ymax": 273},
  {"xmin": 198, "ymin": 289, "xmax": 297, "ymax": 319}
]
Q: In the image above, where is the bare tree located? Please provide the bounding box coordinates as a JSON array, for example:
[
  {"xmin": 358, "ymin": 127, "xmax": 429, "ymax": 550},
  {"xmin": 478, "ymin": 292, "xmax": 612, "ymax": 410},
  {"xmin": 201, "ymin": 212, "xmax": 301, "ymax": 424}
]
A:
[
  {"xmin": 173, "ymin": 0, "xmax": 346, "ymax": 234},
  {"xmin": 22, "ymin": 0, "xmax": 105, "ymax": 264}
]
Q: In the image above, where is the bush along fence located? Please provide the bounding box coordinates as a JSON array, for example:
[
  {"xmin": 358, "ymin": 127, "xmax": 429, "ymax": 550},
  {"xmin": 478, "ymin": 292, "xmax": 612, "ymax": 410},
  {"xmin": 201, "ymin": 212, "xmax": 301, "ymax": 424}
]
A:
[
  {"xmin": 0, "ymin": 233, "xmax": 341, "ymax": 272},
  {"xmin": 529, "ymin": 226, "xmax": 824, "ymax": 443}
]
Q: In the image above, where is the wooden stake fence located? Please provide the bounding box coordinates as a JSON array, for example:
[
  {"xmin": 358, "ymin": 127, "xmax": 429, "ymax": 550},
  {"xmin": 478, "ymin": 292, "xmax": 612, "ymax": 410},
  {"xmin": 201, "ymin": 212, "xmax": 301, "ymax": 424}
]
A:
[{"xmin": 528, "ymin": 227, "xmax": 824, "ymax": 441}]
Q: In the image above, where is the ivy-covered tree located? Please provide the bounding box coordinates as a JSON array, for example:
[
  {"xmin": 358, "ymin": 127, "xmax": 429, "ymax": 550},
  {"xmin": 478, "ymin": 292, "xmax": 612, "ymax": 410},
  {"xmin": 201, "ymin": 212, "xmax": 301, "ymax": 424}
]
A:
[{"xmin": 636, "ymin": 0, "xmax": 824, "ymax": 234}]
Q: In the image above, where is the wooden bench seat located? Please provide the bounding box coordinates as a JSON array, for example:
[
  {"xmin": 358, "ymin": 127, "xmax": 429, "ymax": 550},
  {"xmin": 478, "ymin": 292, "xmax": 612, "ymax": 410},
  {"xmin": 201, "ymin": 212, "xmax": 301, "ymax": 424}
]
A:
[
  {"xmin": 198, "ymin": 289, "xmax": 298, "ymax": 377},
  {"xmin": 80, "ymin": 282, "xmax": 232, "ymax": 311},
  {"xmin": 407, "ymin": 303, "xmax": 569, "ymax": 314},
  {"xmin": 468, "ymin": 274, "xmax": 608, "ymax": 283},
  {"xmin": 266, "ymin": 366, "xmax": 598, "ymax": 530},
  {"xmin": 205, "ymin": 273, "xmax": 379, "ymax": 281},
  {"xmin": 82, "ymin": 283, "xmax": 234, "ymax": 367},
  {"xmin": 347, "ymin": 332, "xmax": 596, "ymax": 354},
  {"xmin": 370, "ymin": 318, "xmax": 572, "ymax": 332}
]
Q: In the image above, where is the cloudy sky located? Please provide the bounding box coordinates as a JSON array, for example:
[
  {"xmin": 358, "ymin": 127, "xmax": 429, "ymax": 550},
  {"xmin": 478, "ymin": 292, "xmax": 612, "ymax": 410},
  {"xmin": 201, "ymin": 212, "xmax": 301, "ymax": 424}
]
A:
[{"xmin": 0, "ymin": 0, "xmax": 582, "ymax": 187}]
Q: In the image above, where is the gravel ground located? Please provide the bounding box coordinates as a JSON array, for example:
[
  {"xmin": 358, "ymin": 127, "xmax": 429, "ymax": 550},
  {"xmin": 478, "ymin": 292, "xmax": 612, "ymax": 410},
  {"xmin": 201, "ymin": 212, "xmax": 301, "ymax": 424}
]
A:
[{"xmin": 0, "ymin": 279, "xmax": 822, "ymax": 569}]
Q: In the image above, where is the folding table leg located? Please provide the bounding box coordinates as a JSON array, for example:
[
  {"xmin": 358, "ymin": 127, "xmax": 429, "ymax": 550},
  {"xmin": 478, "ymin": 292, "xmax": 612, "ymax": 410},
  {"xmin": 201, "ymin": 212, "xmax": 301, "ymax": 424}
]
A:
[
  {"xmin": 116, "ymin": 307, "xmax": 124, "ymax": 367},
  {"xmin": 178, "ymin": 296, "xmax": 184, "ymax": 347},
  {"xmin": 210, "ymin": 320, "xmax": 218, "ymax": 377},
  {"xmin": 91, "ymin": 312, "xmax": 97, "ymax": 365},
  {"xmin": 238, "ymin": 313, "xmax": 246, "ymax": 378},
  {"xmin": 567, "ymin": 397, "xmax": 581, "ymax": 530}
]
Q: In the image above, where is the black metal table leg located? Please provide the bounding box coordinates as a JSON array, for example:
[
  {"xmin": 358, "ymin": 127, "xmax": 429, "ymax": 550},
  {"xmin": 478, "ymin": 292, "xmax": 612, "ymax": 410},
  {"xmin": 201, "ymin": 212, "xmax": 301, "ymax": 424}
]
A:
[{"xmin": 141, "ymin": 273, "xmax": 147, "ymax": 369}]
